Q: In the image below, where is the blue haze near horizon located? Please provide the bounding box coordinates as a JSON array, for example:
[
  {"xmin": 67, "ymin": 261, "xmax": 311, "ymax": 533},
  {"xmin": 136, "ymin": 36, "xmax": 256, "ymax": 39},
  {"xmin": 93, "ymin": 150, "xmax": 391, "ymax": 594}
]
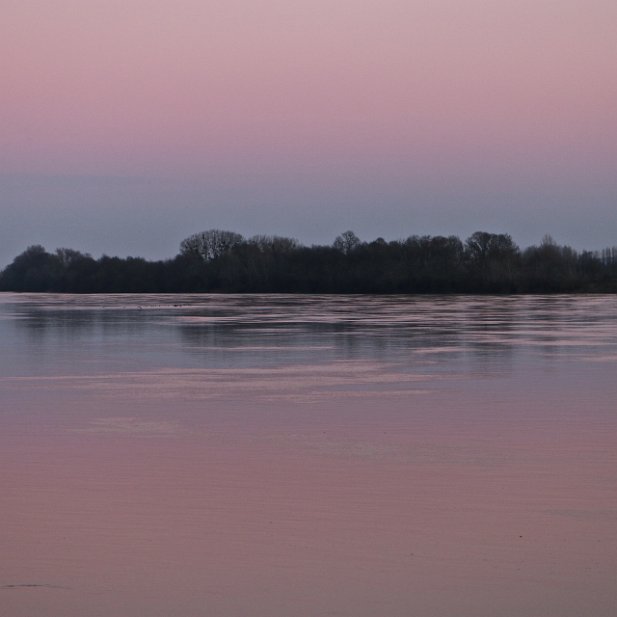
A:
[{"xmin": 1, "ymin": 172, "xmax": 616, "ymax": 269}]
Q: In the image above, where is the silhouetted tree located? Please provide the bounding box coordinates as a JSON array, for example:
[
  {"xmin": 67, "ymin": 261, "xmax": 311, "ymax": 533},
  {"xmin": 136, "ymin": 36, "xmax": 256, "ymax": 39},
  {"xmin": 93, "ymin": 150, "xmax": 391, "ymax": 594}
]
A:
[
  {"xmin": 465, "ymin": 231, "xmax": 520, "ymax": 291},
  {"xmin": 55, "ymin": 248, "xmax": 97, "ymax": 292},
  {"xmin": 180, "ymin": 229, "xmax": 244, "ymax": 261},
  {"xmin": 522, "ymin": 235, "xmax": 579, "ymax": 292},
  {"xmin": 1, "ymin": 229, "xmax": 616, "ymax": 294},
  {"xmin": 0, "ymin": 245, "xmax": 61, "ymax": 291},
  {"xmin": 333, "ymin": 231, "xmax": 361, "ymax": 255}
]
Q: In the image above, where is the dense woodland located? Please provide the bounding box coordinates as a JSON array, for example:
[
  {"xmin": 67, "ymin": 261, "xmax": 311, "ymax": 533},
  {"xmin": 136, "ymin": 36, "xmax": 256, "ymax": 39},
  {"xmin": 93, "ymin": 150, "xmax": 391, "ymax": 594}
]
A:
[{"xmin": 1, "ymin": 229, "xmax": 616, "ymax": 294}]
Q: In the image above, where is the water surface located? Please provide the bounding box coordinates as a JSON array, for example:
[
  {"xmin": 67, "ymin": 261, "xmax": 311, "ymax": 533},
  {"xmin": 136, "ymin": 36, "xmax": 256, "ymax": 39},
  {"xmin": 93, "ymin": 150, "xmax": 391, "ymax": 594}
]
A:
[{"xmin": 1, "ymin": 293, "xmax": 616, "ymax": 616}]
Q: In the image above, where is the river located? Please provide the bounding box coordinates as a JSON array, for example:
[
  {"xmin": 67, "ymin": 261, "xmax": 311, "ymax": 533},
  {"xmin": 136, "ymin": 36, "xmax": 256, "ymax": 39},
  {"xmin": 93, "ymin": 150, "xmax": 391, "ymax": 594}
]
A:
[{"xmin": 1, "ymin": 293, "xmax": 615, "ymax": 616}]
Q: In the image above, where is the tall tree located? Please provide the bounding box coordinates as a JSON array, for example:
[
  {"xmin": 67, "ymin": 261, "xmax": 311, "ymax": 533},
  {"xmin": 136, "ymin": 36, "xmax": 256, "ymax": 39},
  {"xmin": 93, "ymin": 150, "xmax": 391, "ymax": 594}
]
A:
[{"xmin": 180, "ymin": 229, "xmax": 244, "ymax": 261}]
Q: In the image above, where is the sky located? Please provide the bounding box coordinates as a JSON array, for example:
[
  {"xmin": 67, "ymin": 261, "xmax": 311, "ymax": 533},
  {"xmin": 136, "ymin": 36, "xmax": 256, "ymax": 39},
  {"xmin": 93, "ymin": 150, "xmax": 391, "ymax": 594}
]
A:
[{"xmin": 1, "ymin": 0, "xmax": 616, "ymax": 266}]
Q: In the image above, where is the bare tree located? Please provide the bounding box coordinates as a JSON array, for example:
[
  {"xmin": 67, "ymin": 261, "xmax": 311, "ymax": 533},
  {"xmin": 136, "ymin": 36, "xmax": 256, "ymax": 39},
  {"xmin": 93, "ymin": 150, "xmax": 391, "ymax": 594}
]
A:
[
  {"xmin": 249, "ymin": 235, "xmax": 299, "ymax": 253},
  {"xmin": 466, "ymin": 231, "xmax": 518, "ymax": 263},
  {"xmin": 180, "ymin": 229, "xmax": 244, "ymax": 261},
  {"xmin": 333, "ymin": 230, "xmax": 361, "ymax": 255}
]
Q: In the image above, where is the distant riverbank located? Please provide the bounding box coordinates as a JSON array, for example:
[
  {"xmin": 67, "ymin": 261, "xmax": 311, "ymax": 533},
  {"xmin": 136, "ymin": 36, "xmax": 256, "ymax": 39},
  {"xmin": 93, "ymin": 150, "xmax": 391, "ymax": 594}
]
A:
[{"xmin": 1, "ymin": 229, "xmax": 616, "ymax": 294}]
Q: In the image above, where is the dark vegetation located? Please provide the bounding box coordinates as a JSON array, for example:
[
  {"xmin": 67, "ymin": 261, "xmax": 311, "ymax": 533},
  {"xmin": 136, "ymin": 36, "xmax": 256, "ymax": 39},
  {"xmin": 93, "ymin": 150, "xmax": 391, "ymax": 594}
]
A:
[{"xmin": 1, "ymin": 229, "xmax": 616, "ymax": 293}]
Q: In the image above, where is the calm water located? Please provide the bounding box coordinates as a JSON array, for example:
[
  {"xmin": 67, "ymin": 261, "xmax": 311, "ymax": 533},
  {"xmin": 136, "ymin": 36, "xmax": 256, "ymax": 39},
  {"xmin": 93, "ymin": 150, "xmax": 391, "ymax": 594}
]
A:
[{"xmin": 1, "ymin": 293, "xmax": 616, "ymax": 617}]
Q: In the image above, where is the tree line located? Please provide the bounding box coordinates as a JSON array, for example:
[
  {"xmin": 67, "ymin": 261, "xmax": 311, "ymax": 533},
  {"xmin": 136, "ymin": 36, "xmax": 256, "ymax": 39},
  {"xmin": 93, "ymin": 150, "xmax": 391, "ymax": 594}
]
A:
[{"xmin": 1, "ymin": 229, "xmax": 616, "ymax": 294}]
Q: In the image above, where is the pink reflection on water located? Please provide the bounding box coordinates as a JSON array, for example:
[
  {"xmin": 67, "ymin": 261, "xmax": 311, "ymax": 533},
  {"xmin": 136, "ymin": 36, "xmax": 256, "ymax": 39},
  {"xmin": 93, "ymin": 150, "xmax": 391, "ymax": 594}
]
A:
[
  {"xmin": 1, "ymin": 382, "xmax": 616, "ymax": 617},
  {"xmin": 2, "ymin": 294, "xmax": 617, "ymax": 616}
]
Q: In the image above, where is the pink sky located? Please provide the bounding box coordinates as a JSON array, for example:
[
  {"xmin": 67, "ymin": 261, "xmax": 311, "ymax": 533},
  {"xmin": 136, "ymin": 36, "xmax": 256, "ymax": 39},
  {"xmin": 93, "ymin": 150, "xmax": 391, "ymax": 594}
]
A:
[{"xmin": 1, "ymin": 0, "xmax": 616, "ymax": 261}]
